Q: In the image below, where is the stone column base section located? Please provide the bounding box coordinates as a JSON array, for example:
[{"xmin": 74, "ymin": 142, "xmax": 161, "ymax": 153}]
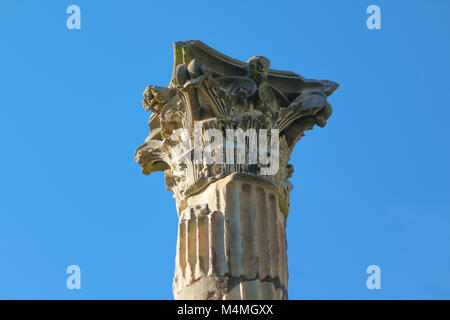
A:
[{"xmin": 173, "ymin": 173, "xmax": 288, "ymax": 300}]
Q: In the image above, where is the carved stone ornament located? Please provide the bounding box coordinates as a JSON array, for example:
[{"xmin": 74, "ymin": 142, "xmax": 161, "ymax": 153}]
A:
[{"xmin": 135, "ymin": 40, "xmax": 338, "ymax": 299}]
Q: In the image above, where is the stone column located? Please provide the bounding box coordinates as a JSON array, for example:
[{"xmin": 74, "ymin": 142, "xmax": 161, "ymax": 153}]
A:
[{"xmin": 135, "ymin": 40, "xmax": 338, "ymax": 300}]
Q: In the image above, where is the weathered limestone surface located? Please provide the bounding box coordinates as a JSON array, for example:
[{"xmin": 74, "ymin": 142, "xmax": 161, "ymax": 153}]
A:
[
  {"xmin": 174, "ymin": 173, "xmax": 288, "ymax": 299},
  {"xmin": 135, "ymin": 40, "xmax": 338, "ymax": 299}
]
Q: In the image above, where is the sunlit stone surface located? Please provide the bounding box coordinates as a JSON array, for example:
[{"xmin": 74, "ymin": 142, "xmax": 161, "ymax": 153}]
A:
[{"xmin": 135, "ymin": 40, "xmax": 338, "ymax": 299}]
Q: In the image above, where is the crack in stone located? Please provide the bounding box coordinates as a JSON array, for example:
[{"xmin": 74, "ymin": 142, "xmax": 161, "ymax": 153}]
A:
[
  {"xmin": 227, "ymin": 273, "xmax": 288, "ymax": 298},
  {"xmin": 184, "ymin": 273, "xmax": 288, "ymax": 299}
]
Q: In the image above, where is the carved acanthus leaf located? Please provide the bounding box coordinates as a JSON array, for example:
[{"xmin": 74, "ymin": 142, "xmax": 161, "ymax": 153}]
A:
[{"xmin": 136, "ymin": 40, "xmax": 338, "ymax": 212}]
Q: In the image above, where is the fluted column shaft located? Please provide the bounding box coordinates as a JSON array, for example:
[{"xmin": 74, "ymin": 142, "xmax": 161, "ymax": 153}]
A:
[{"xmin": 173, "ymin": 173, "xmax": 288, "ymax": 300}]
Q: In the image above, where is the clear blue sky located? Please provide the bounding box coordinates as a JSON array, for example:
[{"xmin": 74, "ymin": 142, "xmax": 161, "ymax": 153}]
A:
[{"xmin": 1, "ymin": 0, "xmax": 449, "ymax": 299}]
